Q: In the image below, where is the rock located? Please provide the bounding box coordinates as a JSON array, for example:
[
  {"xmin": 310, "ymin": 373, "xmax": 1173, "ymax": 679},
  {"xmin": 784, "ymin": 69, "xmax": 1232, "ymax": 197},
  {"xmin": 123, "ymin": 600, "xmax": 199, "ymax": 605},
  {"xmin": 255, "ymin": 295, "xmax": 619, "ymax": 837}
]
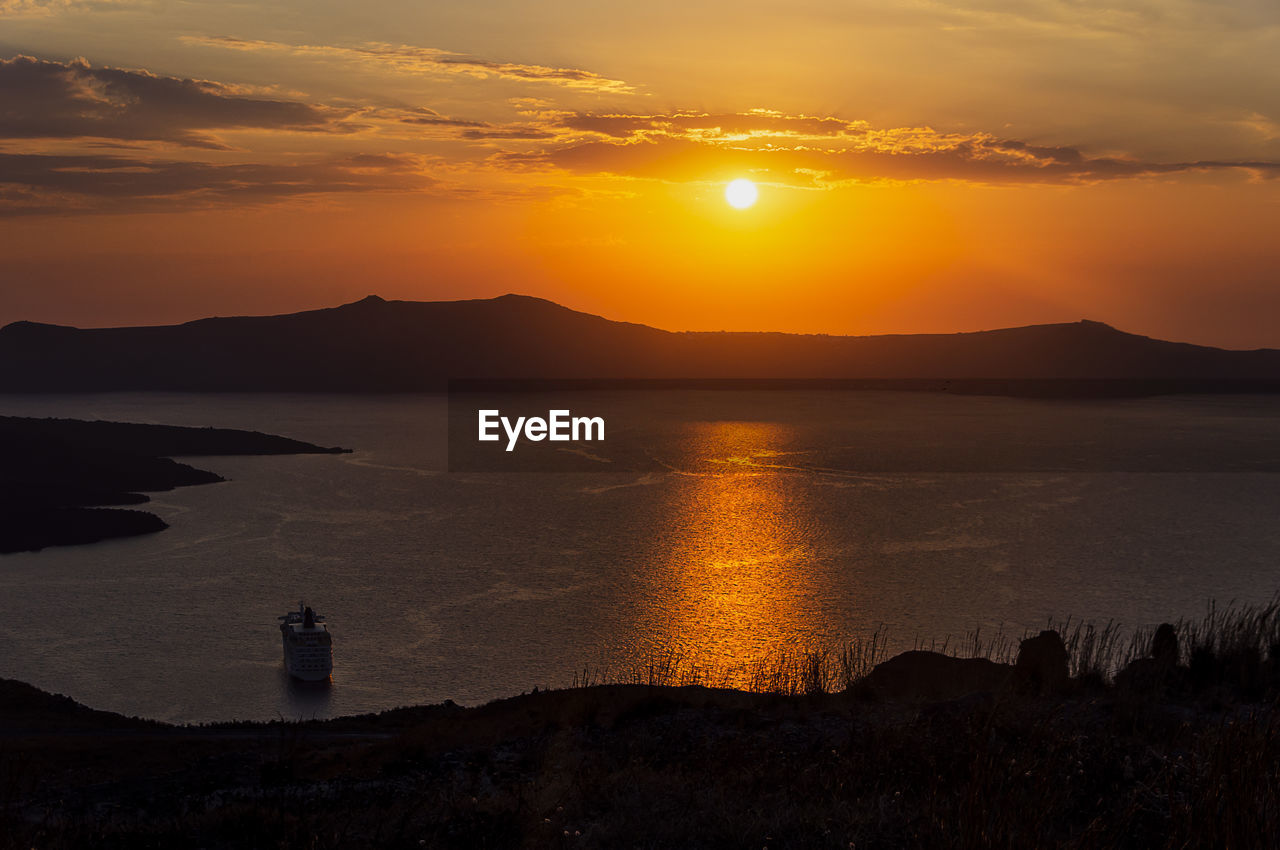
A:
[
  {"xmin": 862, "ymin": 651, "xmax": 1014, "ymax": 702},
  {"xmin": 1116, "ymin": 623, "xmax": 1185, "ymax": 697},
  {"xmin": 1015, "ymin": 630, "xmax": 1070, "ymax": 695}
]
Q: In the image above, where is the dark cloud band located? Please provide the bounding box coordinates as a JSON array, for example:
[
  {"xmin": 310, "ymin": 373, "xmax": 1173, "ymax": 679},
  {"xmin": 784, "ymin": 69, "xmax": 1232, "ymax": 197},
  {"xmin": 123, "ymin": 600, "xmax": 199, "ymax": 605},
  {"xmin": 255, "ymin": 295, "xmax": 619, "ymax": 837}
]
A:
[
  {"xmin": 0, "ymin": 55, "xmax": 349, "ymax": 148},
  {"xmin": 0, "ymin": 152, "xmax": 435, "ymax": 215}
]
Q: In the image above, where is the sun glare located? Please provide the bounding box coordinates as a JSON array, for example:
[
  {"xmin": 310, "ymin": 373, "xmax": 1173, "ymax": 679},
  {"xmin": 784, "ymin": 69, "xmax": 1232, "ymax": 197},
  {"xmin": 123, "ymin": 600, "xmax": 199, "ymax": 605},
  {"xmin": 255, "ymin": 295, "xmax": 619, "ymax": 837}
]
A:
[{"xmin": 725, "ymin": 178, "xmax": 758, "ymax": 209}]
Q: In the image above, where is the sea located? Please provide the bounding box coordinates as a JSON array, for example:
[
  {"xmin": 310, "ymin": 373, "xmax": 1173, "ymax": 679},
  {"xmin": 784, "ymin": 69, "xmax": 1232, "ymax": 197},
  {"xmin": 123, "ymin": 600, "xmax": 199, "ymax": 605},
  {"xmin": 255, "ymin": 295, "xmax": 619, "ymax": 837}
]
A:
[{"xmin": 1, "ymin": 391, "xmax": 1278, "ymax": 724}]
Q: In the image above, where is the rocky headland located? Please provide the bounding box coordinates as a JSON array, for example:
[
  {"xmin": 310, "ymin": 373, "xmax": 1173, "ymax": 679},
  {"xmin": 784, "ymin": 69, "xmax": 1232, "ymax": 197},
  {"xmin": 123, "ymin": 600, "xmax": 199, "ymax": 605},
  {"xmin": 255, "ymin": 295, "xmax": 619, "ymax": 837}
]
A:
[{"xmin": 0, "ymin": 416, "xmax": 349, "ymax": 553}]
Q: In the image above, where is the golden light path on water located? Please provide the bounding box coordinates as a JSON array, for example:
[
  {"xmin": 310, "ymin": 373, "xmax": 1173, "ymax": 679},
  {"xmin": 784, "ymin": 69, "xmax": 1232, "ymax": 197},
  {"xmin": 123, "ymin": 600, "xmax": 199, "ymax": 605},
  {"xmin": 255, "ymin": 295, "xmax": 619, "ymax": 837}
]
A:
[{"xmin": 630, "ymin": 421, "xmax": 829, "ymax": 687}]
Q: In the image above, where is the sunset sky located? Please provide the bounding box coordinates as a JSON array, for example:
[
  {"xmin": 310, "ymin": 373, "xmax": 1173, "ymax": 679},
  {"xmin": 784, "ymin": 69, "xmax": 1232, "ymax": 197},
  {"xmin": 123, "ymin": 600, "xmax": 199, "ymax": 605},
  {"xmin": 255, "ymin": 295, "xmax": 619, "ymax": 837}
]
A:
[{"xmin": 1, "ymin": 0, "xmax": 1277, "ymax": 347}]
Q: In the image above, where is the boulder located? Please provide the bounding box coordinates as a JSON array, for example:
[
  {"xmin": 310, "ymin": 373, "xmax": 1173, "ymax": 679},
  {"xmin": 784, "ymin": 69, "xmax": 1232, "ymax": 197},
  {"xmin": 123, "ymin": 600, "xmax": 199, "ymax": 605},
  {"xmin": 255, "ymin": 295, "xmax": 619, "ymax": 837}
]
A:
[
  {"xmin": 1116, "ymin": 623, "xmax": 1185, "ymax": 697},
  {"xmin": 1015, "ymin": 630, "xmax": 1070, "ymax": 695},
  {"xmin": 862, "ymin": 651, "xmax": 1014, "ymax": 702}
]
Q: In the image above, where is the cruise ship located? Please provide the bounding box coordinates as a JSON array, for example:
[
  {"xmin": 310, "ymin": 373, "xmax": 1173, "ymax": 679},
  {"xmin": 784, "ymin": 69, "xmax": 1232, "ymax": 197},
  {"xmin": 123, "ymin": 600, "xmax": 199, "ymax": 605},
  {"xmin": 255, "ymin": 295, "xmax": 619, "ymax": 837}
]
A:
[{"xmin": 278, "ymin": 603, "xmax": 333, "ymax": 681}]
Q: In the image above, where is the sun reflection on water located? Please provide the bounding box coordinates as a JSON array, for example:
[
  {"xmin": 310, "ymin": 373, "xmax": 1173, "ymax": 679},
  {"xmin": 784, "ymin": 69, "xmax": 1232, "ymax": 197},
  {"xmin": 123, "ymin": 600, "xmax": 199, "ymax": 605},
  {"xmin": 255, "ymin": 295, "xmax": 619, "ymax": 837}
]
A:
[{"xmin": 632, "ymin": 421, "xmax": 828, "ymax": 685}]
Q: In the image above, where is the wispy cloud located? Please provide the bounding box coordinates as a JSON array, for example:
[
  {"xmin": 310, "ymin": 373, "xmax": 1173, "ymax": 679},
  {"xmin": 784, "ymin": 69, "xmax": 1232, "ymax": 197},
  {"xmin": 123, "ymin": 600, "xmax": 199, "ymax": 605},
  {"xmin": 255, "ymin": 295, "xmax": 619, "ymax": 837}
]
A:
[
  {"xmin": 460, "ymin": 127, "xmax": 556, "ymax": 140},
  {"xmin": 354, "ymin": 106, "xmax": 552, "ymax": 141},
  {"xmin": 380, "ymin": 107, "xmax": 489, "ymax": 129},
  {"xmin": 0, "ymin": 55, "xmax": 354, "ymax": 149},
  {"xmin": 495, "ymin": 109, "xmax": 1280, "ymax": 185},
  {"xmin": 918, "ymin": 0, "xmax": 1280, "ymax": 36},
  {"xmin": 182, "ymin": 36, "xmax": 636, "ymax": 95},
  {"xmin": 1236, "ymin": 111, "xmax": 1280, "ymax": 142},
  {"xmin": 0, "ymin": 0, "xmax": 141, "ymax": 17},
  {"xmin": 0, "ymin": 151, "xmax": 437, "ymax": 216},
  {"xmin": 561, "ymin": 109, "xmax": 862, "ymax": 140}
]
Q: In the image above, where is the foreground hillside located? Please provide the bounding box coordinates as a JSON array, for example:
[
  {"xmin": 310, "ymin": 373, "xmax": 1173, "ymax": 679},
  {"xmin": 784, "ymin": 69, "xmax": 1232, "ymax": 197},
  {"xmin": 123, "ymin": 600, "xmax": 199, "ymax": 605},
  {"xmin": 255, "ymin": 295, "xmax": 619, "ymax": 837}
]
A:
[
  {"xmin": 4, "ymin": 613, "xmax": 1279, "ymax": 849},
  {"xmin": 3, "ymin": 294, "xmax": 1279, "ymax": 392}
]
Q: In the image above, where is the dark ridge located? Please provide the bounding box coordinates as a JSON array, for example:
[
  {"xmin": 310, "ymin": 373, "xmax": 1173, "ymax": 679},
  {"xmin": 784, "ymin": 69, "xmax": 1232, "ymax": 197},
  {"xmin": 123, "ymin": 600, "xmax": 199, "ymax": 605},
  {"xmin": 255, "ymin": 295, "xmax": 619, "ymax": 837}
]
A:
[
  {"xmin": 0, "ymin": 678, "xmax": 162, "ymax": 732},
  {"xmin": 3, "ymin": 295, "xmax": 1276, "ymax": 393}
]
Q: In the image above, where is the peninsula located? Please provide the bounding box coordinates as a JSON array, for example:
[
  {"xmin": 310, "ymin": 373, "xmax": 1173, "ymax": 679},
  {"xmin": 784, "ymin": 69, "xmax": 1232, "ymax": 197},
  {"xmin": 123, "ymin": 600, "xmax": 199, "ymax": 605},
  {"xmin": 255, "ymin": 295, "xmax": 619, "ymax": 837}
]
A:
[{"xmin": 0, "ymin": 416, "xmax": 349, "ymax": 553}]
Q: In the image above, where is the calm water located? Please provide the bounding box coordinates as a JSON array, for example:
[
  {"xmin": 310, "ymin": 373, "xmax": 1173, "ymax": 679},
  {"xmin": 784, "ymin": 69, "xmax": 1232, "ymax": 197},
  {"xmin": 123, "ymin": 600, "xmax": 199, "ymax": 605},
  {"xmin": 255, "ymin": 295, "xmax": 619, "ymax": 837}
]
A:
[{"xmin": 2, "ymin": 391, "xmax": 1278, "ymax": 723}]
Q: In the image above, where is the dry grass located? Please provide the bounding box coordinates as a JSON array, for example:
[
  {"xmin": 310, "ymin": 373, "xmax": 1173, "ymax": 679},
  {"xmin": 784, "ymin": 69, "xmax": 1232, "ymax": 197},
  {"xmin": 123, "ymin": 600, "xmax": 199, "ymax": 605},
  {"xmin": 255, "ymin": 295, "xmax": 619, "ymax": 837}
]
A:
[
  {"xmin": 568, "ymin": 597, "xmax": 1280, "ymax": 699},
  {"xmin": 567, "ymin": 630, "xmax": 895, "ymax": 696},
  {"xmin": 7, "ymin": 598, "xmax": 1280, "ymax": 849}
]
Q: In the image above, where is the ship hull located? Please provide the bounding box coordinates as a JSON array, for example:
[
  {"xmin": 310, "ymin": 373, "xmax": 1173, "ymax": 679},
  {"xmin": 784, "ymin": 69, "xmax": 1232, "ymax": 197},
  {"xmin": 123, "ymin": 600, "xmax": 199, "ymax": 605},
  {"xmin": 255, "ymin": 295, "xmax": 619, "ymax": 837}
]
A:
[
  {"xmin": 286, "ymin": 666, "xmax": 332, "ymax": 683},
  {"xmin": 279, "ymin": 613, "xmax": 333, "ymax": 681}
]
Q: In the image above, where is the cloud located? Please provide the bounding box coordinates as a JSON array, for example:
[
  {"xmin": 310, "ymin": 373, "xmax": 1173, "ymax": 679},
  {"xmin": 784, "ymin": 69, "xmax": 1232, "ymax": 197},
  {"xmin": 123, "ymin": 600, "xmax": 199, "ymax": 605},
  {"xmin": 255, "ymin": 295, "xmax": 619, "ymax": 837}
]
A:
[
  {"xmin": 0, "ymin": 55, "xmax": 571, "ymax": 216},
  {"xmin": 460, "ymin": 127, "xmax": 556, "ymax": 140},
  {"xmin": 497, "ymin": 109, "xmax": 1280, "ymax": 186},
  {"xmin": 1236, "ymin": 112, "xmax": 1280, "ymax": 142},
  {"xmin": 3, "ymin": 49, "xmax": 1272, "ymax": 218},
  {"xmin": 382, "ymin": 107, "xmax": 489, "ymax": 129},
  {"xmin": 356, "ymin": 106, "xmax": 553, "ymax": 140},
  {"xmin": 0, "ymin": 0, "xmax": 140, "ymax": 16},
  {"xmin": 0, "ymin": 151, "xmax": 437, "ymax": 216},
  {"xmin": 914, "ymin": 0, "xmax": 1280, "ymax": 36},
  {"xmin": 183, "ymin": 36, "xmax": 635, "ymax": 95},
  {"xmin": 0, "ymin": 55, "xmax": 353, "ymax": 148},
  {"xmin": 560, "ymin": 110, "xmax": 862, "ymax": 139}
]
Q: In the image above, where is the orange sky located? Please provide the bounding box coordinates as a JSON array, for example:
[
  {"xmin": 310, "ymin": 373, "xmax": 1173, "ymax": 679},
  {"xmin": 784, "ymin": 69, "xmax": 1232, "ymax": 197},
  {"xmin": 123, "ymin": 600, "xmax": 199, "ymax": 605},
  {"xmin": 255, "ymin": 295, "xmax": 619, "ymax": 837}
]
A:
[{"xmin": 1, "ymin": 1, "xmax": 1278, "ymax": 347}]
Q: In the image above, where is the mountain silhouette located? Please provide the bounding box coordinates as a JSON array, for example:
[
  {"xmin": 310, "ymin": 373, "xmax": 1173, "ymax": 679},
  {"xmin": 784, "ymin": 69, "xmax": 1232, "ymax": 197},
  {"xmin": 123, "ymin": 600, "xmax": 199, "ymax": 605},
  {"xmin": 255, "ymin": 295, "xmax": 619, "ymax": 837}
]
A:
[{"xmin": 2, "ymin": 294, "xmax": 1278, "ymax": 392}]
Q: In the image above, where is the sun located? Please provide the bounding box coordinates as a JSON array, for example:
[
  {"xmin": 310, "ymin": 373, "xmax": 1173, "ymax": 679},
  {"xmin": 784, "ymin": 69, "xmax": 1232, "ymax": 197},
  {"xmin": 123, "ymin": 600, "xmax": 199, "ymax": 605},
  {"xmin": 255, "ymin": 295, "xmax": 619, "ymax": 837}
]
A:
[{"xmin": 725, "ymin": 178, "xmax": 758, "ymax": 209}]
